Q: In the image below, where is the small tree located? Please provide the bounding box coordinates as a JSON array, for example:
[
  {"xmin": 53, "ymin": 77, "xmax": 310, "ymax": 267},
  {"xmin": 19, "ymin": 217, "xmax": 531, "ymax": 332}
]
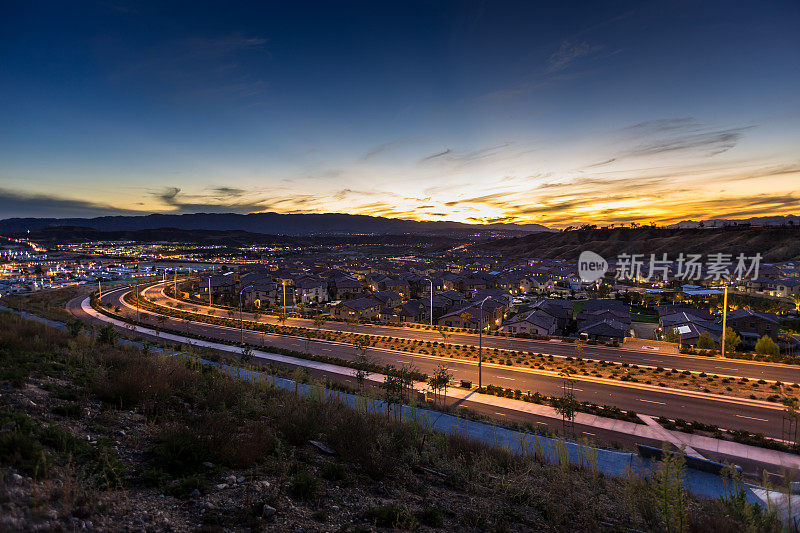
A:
[
  {"xmin": 97, "ymin": 323, "xmax": 120, "ymax": 345},
  {"xmin": 313, "ymin": 314, "xmax": 326, "ymax": 331},
  {"xmin": 428, "ymin": 364, "xmax": 453, "ymax": 405},
  {"xmin": 241, "ymin": 345, "xmax": 253, "ymax": 364},
  {"xmin": 555, "ymin": 370, "xmax": 577, "ymax": 432},
  {"xmin": 663, "ymin": 327, "xmax": 682, "ymax": 345},
  {"xmin": 382, "ymin": 365, "xmax": 404, "ymax": 420},
  {"xmin": 653, "ymin": 445, "xmax": 688, "ymax": 532},
  {"xmin": 697, "ymin": 331, "xmax": 715, "ymax": 350},
  {"xmin": 66, "ymin": 318, "xmax": 83, "ymax": 337},
  {"xmin": 755, "ymin": 335, "xmax": 779, "ymax": 356},
  {"xmin": 724, "ymin": 327, "xmax": 741, "ymax": 354}
]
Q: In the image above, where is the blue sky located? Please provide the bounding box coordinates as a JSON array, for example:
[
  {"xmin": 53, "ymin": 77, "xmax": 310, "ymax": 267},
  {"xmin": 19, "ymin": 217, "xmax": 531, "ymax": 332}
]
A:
[{"xmin": 1, "ymin": 0, "xmax": 798, "ymax": 226}]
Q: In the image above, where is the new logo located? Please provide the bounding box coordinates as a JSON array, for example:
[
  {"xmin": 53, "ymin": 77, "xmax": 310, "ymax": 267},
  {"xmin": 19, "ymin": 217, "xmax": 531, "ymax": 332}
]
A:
[{"xmin": 578, "ymin": 250, "xmax": 608, "ymax": 282}]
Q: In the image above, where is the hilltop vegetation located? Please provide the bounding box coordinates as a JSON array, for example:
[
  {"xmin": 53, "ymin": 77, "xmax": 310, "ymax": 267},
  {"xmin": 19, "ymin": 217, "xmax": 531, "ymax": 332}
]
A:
[
  {"xmin": 0, "ymin": 312, "xmax": 785, "ymax": 531},
  {"xmin": 479, "ymin": 226, "xmax": 800, "ymax": 262}
]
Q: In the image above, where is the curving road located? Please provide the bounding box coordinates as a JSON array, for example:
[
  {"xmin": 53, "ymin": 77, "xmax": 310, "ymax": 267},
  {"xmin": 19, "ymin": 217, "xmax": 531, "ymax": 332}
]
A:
[
  {"xmin": 67, "ymin": 284, "xmax": 794, "ymax": 441},
  {"xmin": 144, "ymin": 283, "xmax": 800, "ymax": 383}
]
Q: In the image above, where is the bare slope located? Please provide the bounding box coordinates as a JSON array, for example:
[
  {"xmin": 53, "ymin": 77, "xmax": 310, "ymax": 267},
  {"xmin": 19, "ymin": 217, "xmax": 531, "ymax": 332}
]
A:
[{"xmin": 479, "ymin": 226, "xmax": 800, "ymax": 262}]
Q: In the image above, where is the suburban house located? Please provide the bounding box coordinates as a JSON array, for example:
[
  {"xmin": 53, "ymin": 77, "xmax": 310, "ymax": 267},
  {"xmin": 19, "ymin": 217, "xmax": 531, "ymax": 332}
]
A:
[
  {"xmin": 207, "ymin": 273, "xmax": 237, "ymax": 303},
  {"xmin": 243, "ymin": 281, "xmax": 279, "ymax": 307},
  {"xmin": 501, "ymin": 309, "xmax": 557, "ymax": 336},
  {"xmin": 431, "ymin": 290, "xmax": 466, "ymax": 319},
  {"xmin": 527, "ymin": 298, "xmax": 574, "ymax": 335},
  {"xmin": 330, "ymin": 276, "xmax": 364, "ymax": 300},
  {"xmin": 726, "ymin": 309, "xmax": 781, "ymax": 344},
  {"xmin": 437, "ymin": 305, "xmax": 493, "ymax": 330},
  {"xmin": 578, "ymin": 318, "xmax": 629, "ymax": 342},
  {"xmin": 577, "ymin": 308, "xmax": 631, "ymax": 331},
  {"xmin": 659, "ymin": 311, "xmax": 722, "ymax": 347},
  {"xmin": 383, "ymin": 300, "xmax": 427, "ymax": 324},
  {"xmin": 369, "ymin": 289, "xmax": 403, "ymax": 310},
  {"xmin": 458, "ymin": 276, "xmax": 487, "ymax": 296},
  {"xmin": 294, "ymin": 276, "xmax": 329, "ymax": 305},
  {"xmin": 772, "ymin": 279, "xmax": 800, "ymax": 298},
  {"xmin": 331, "ymin": 297, "xmax": 381, "ymax": 321}
]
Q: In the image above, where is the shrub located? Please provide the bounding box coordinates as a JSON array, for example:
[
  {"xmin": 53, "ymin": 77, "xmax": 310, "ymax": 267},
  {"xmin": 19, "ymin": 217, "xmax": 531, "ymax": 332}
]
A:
[
  {"xmin": 289, "ymin": 471, "xmax": 319, "ymax": 501},
  {"xmin": 321, "ymin": 462, "xmax": 347, "ymax": 482},
  {"xmin": 755, "ymin": 335, "xmax": 779, "ymax": 356},
  {"xmin": 367, "ymin": 503, "xmax": 419, "ymax": 529},
  {"xmin": 418, "ymin": 507, "xmax": 444, "ymax": 528}
]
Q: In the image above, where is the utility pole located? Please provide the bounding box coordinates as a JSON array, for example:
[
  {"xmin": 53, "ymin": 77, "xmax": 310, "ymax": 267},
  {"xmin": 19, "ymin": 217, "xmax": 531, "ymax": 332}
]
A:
[
  {"xmin": 721, "ymin": 285, "xmax": 728, "ymax": 358},
  {"xmin": 208, "ymin": 277, "xmax": 212, "ymax": 306},
  {"xmin": 173, "ymin": 270, "xmax": 177, "ymax": 298},
  {"xmin": 282, "ymin": 281, "xmax": 287, "ymax": 317},
  {"xmin": 135, "ymin": 279, "xmax": 140, "ymax": 322},
  {"xmin": 477, "ymin": 296, "xmax": 490, "ymax": 389},
  {"xmin": 98, "ymin": 279, "xmax": 102, "ymax": 299},
  {"xmin": 423, "ymin": 278, "xmax": 434, "ymax": 327},
  {"xmin": 239, "ymin": 284, "xmax": 254, "ymax": 345}
]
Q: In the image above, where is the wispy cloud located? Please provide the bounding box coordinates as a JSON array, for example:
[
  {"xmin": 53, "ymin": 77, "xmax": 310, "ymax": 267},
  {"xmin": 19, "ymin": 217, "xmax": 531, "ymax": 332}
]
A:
[
  {"xmin": 0, "ymin": 188, "xmax": 140, "ymax": 219},
  {"xmin": 547, "ymin": 40, "xmax": 603, "ymax": 72},
  {"xmin": 111, "ymin": 33, "xmax": 271, "ymax": 104},
  {"xmin": 361, "ymin": 136, "xmax": 415, "ymax": 160}
]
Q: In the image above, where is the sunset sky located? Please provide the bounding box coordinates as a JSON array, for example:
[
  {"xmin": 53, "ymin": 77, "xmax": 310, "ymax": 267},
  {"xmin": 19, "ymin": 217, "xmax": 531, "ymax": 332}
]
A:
[{"xmin": 1, "ymin": 1, "xmax": 799, "ymax": 227}]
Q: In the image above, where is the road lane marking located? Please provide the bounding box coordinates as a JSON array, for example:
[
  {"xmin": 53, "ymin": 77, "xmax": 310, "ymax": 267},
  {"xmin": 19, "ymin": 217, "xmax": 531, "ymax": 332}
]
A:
[
  {"xmin": 735, "ymin": 414, "xmax": 769, "ymax": 422},
  {"xmin": 638, "ymin": 399, "xmax": 666, "ymax": 405}
]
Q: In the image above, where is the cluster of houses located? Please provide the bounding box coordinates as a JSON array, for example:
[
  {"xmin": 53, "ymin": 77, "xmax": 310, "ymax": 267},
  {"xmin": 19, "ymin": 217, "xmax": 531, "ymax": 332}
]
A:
[
  {"xmin": 187, "ymin": 257, "xmax": 800, "ymax": 350},
  {"xmin": 657, "ymin": 304, "xmax": 786, "ymax": 350}
]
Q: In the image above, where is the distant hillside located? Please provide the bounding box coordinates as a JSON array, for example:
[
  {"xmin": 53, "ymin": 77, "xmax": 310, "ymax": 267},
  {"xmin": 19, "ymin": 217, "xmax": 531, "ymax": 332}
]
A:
[
  {"xmin": 667, "ymin": 214, "xmax": 800, "ymax": 229},
  {"xmin": 11, "ymin": 226, "xmax": 458, "ymax": 247},
  {"xmin": 479, "ymin": 226, "xmax": 800, "ymax": 262},
  {"xmin": 0, "ymin": 212, "xmax": 553, "ymax": 236}
]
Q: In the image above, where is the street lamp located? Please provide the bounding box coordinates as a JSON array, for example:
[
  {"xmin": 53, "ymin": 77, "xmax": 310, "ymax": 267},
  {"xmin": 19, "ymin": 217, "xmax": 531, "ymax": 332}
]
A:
[
  {"xmin": 282, "ymin": 281, "xmax": 288, "ymax": 317},
  {"xmin": 422, "ymin": 278, "xmax": 434, "ymax": 327},
  {"xmin": 239, "ymin": 284, "xmax": 255, "ymax": 345},
  {"xmin": 477, "ymin": 296, "xmax": 491, "ymax": 389}
]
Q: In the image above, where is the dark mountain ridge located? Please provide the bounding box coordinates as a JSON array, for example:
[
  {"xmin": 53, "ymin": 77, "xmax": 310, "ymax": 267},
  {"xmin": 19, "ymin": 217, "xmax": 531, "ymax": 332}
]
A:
[
  {"xmin": 0, "ymin": 212, "xmax": 552, "ymax": 236},
  {"xmin": 479, "ymin": 226, "xmax": 800, "ymax": 262}
]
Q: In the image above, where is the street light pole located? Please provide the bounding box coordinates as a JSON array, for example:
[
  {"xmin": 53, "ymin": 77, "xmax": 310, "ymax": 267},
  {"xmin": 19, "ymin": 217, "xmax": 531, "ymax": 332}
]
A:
[
  {"xmin": 135, "ymin": 279, "xmax": 140, "ymax": 322},
  {"xmin": 477, "ymin": 296, "xmax": 490, "ymax": 389},
  {"xmin": 423, "ymin": 278, "xmax": 434, "ymax": 327},
  {"xmin": 239, "ymin": 284, "xmax": 254, "ymax": 345},
  {"xmin": 208, "ymin": 277, "xmax": 212, "ymax": 306},
  {"xmin": 721, "ymin": 285, "xmax": 728, "ymax": 358},
  {"xmin": 282, "ymin": 281, "xmax": 287, "ymax": 317}
]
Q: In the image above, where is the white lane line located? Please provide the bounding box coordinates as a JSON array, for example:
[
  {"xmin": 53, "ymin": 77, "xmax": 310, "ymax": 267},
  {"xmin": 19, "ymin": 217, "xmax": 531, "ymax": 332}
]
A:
[
  {"xmin": 573, "ymin": 388, "xmax": 584, "ymax": 392},
  {"xmin": 714, "ymin": 366, "xmax": 741, "ymax": 371},
  {"xmin": 735, "ymin": 414, "xmax": 769, "ymax": 422},
  {"xmin": 638, "ymin": 399, "xmax": 666, "ymax": 405},
  {"xmin": 536, "ymin": 421, "xmax": 548, "ymax": 425},
  {"xmin": 494, "ymin": 412, "xmax": 507, "ymax": 416},
  {"xmin": 498, "ymin": 377, "xmax": 516, "ymax": 381}
]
